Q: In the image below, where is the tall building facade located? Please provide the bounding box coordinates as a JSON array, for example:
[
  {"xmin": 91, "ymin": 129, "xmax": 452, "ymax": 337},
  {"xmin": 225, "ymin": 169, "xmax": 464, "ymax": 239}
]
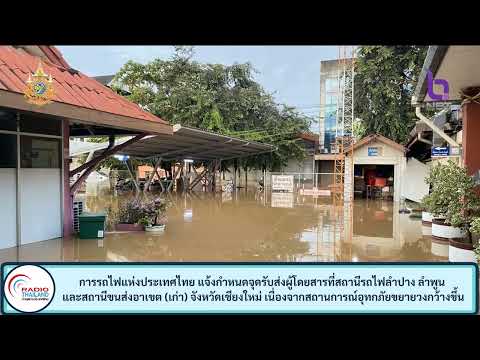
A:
[
  {"xmin": 319, "ymin": 58, "xmax": 354, "ymax": 152},
  {"xmin": 319, "ymin": 60, "xmax": 339, "ymax": 152}
]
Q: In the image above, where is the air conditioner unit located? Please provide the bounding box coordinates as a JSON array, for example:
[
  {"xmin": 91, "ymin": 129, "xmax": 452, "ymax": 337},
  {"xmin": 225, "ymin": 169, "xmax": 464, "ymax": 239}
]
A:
[
  {"xmin": 73, "ymin": 199, "xmax": 85, "ymax": 233},
  {"xmin": 321, "ymin": 148, "xmax": 329, "ymax": 154}
]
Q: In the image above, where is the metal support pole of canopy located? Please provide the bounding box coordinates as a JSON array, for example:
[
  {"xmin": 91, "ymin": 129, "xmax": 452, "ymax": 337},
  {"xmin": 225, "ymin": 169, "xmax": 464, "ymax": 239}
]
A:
[
  {"xmin": 144, "ymin": 157, "xmax": 161, "ymax": 192},
  {"xmin": 218, "ymin": 159, "xmax": 222, "ymax": 193},
  {"xmin": 125, "ymin": 158, "xmax": 141, "ymax": 193}
]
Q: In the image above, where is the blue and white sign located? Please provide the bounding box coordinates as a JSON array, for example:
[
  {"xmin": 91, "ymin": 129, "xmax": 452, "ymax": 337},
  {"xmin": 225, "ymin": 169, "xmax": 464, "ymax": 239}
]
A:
[
  {"xmin": 431, "ymin": 146, "xmax": 449, "ymax": 157},
  {"xmin": 368, "ymin": 147, "xmax": 379, "ymax": 156}
]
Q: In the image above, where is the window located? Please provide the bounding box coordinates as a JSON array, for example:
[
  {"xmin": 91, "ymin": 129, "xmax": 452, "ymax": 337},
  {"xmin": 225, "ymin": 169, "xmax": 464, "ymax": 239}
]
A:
[
  {"xmin": 324, "ymin": 104, "xmax": 336, "ymax": 113},
  {"xmin": 0, "ymin": 134, "xmax": 17, "ymax": 168},
  {"xmin": 325, "ymin": 94, "xmax": 337, "ymax": 105},
  {"xmin": 325, "ymin": 110, "xmax": 337, "ymax": 132},
  {"xmin": 20, "ymin": 136, "xmax": 61, "ymax": 168},
  {"xmin": 326, "ymin": 78, "xmax": 338, "ymax": 93},
  {"xmin": 0, "ymin": 109, "xmax": 17, "ymax": 131},
  {"xmin": 20, "ymin": 113, "xmax": 61, "ymax": 136},
  {"xmin": 324, "ymin": 131, "xmax": 336, "ymax": 150}
]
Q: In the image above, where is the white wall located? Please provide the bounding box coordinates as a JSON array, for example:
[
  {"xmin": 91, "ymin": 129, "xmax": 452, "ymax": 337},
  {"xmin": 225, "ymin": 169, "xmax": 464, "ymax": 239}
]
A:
[
  {"xmin": 402, "ymin": 158, "xmax": 429, "ymax": 203},
  {"xmin": 0, "ymin": 169, "xmax": 17, "ymax": 249},
  {"xmin": 282, "ymin": 156, "xmax": 314, "ymax": 173},
  {"xmin": 347, "ymin": 139, "xmax": 406, "ymax": 203},
  {"xmin": 20, "ymin": 169, "xmax": 62, "ymax": 245}
]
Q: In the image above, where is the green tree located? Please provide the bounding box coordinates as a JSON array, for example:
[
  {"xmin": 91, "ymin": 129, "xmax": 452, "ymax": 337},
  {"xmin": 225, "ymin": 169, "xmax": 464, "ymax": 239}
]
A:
[
  {"xmin": 114, "ymin": 47, "xmax": 313, "ymax": 171},
  {"xmin": 354, "ymin": 46, "xmax": 427, "ymax": 144},
  {"xmin": 352, "ymin": 118, "xmax": 367, "ymax": 140}
]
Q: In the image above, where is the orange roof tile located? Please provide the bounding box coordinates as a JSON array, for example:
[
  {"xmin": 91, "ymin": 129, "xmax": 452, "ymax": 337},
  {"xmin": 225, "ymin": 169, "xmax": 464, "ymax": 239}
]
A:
[{"xmin": 0, "ymin": 46, "xmax": 167, "ymax": 125}]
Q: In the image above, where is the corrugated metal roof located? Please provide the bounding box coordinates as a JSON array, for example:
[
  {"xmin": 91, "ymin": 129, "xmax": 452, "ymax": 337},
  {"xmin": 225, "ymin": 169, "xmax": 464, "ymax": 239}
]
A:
[
  {"xmin": 0, "ymin": 46, "xmax": 167, "ymax": 124},
  {"xmin": 77, "ymin": 124, "xmax": 275, "ymax": 161}
]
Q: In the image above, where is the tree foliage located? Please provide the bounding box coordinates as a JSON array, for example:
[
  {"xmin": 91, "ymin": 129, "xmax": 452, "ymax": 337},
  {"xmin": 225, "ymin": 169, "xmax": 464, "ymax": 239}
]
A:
[
  {"xmin": 354, "ymin": 46, "xmax": 427, "ymax": 144},
  {"xmin": 113, "ymin": 47, "xmax": 313, "ymax": 171}
]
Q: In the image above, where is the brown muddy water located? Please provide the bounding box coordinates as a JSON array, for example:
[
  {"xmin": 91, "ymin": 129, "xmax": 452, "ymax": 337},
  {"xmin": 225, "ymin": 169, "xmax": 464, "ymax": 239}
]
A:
[{"xmin": 0, "ymin": 189, "xmax": 447, "ymax": 264}]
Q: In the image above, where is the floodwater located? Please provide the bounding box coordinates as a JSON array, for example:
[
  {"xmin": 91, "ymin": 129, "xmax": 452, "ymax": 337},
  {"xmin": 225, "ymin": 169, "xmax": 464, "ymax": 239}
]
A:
[{"xmin": 0, "ymin": 189, "xmax": 447, "ymax": 264}]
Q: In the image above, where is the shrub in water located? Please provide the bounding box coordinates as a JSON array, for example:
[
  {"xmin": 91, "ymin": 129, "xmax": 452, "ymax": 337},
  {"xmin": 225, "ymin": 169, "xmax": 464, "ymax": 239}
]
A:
[{"xmin": 107, "ymin": 196, "xmax": 168, "ymax": 227}]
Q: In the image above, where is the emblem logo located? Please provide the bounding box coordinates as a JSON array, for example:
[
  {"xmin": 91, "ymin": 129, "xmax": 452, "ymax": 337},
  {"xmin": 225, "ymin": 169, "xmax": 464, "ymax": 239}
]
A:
[{"xmin": 24, "ymin": 62, "xmax": 55, "ymax": 106}]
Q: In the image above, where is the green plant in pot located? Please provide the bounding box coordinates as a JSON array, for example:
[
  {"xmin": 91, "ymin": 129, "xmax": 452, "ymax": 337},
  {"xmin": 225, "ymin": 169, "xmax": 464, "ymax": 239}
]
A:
[
  {"xmin": 420, "ymin": 194, "xmax": 433, "ymax": 223},
  {"xmin": 420, "ymin": 163, "xmax": 447, "ymax": 225},
  {"xmin": 136, "ymin": 197, "xmax": 168, "ymax": 232},
  {"xmin": 423, "ymin": 161, "xmax": 455, "ymax": 219},
  {"xmin": 443, "ymin": 163, "xmax": 480, "ymax": 241},
  {"xmin": 105, "ymin": 199, "xmax": 144, "ymax": 231},
  {"xmin": 107, "ymin": 196, "xmax": 168, "ymax": 232},
  {"xmin": 469, "ymin": 217, "xmax": 480, "ymax": 263},
  {"xmin": 426, "ymin": 160, "xmax": 480, "ymax": 259},
  {"xmin": 436, "ymin": 161, "xmax": 480, "ymax": 262}
]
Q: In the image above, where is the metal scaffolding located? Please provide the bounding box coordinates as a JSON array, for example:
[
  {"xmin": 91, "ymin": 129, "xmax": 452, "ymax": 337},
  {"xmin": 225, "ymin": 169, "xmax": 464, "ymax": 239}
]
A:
[
  {"xmin": 332, "ymin": 46, "xmax": 357, "ymax": 260},
  {"xmin": 333, "ymin": 46, "xmax": 356, "ymax": 203}
]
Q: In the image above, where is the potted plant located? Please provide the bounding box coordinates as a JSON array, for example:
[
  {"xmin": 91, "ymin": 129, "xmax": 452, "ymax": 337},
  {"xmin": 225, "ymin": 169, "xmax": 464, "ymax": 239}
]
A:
[
  {"xmin": 107, "ymin": 197, "xmax": 168, "ymax": 232},
  {"xmin": 469, "ymin": 217, "xmax": 480, "ymax": 264},
  {"xmin": 137, "ymin": 198, "xmax": 168, "ymax": 233},
  {"xmin": 107, "ymin": 199, "xmax": 144, "ymax": 232},
  {"xmin": 424, "ymin": 161, "xmax": 471, "ymax": 243},
  {"xmin": 420, "ymin": 163, "xmax": 444, "ymax": 226},
  {"xmin": 441, "ymin": 161, "xmax": 480, "ymax": 262},
  {"xmin": 420, "ymin": 193, "xmax": 434, "ymax": 226}
]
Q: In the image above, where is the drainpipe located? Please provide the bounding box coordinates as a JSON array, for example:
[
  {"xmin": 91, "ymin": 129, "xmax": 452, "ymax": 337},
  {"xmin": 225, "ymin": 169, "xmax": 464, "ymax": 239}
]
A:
[
  {"xmin": 412, "ymin": 96, "xmax": 459, "ymax": 148},
  {"xmin": 417, "ymin": 133, "xmax": 432, "ymax": 145}
]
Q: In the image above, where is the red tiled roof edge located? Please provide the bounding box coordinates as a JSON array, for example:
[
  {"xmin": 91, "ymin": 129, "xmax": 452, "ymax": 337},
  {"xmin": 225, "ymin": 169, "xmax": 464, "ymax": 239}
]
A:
[
  {"xmin": 298, "ymin": 132, "xmax": 319, "ymax": 143},
  {"xmin": 0, "ymin": 46, "xmax": 168, "ymax": 125},
  {"xmin": 38, "ymin": 46, "xmax": 70, "ymax": 68}
]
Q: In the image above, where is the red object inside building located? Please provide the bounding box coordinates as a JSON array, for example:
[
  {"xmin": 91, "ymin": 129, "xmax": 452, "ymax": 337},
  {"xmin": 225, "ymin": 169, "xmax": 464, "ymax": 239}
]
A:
[
  {"xmin": 365, "ymin": 170, "xmax": 376, "ymax": 186},
  {"xmin": 374, "ymin": 177, "xmax": 387, "ymax": 187}
]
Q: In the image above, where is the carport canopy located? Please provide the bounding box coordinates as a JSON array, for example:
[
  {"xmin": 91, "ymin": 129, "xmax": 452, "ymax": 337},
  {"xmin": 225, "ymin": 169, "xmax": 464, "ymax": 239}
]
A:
[{"xmin": 72, "ymin": 124, "xmax": 276, "ymax": 161}]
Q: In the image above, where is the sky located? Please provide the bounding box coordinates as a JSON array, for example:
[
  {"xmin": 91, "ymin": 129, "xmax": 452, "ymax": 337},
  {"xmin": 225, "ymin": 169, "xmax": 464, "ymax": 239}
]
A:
[{"xmin": 58, "ymin": 46, "xmax": 339, "ymax": 132}]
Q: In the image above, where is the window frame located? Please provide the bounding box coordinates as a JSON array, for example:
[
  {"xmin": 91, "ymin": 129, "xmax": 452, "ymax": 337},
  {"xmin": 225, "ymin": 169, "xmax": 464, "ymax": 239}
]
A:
[{"xmin": 20, "ymin": 135, "xmax": 62, "ymax": 169}]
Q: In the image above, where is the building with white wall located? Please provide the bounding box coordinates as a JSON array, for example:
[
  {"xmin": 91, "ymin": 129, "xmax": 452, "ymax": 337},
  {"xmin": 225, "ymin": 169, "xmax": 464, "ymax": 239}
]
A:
[
  {"xmin": 344, "ymin": 134, "xmax": 429, "ymax": 203},
  {"xmin": 0, "ymin": 46, "xmax": 172, "ymax": 251}
]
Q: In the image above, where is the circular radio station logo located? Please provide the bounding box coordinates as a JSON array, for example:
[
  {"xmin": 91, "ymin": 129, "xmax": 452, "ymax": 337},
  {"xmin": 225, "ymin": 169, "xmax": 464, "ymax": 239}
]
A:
[{"xmin": 3, "ymin": 265, "xmax": 55, "ymax": 313}]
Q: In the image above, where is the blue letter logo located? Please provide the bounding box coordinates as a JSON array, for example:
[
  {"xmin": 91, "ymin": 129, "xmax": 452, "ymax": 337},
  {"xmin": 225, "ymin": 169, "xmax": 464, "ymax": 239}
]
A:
[{"xmin": 427, "ymin": 70, "xmax": 449, "ymax": 101}]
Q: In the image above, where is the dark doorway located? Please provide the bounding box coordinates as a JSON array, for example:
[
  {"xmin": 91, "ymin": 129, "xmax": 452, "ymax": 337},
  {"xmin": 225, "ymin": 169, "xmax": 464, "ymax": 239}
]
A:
[{"xmin": 354, "ymin": 164, "xmax": 394, "ymax": 200}]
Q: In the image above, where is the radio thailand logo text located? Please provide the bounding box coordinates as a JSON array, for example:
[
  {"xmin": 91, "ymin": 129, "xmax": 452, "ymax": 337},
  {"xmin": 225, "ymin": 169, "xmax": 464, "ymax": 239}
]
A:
[{"xmin": 3, "ymin": 265, "xmax": 55, "ymax": 313}]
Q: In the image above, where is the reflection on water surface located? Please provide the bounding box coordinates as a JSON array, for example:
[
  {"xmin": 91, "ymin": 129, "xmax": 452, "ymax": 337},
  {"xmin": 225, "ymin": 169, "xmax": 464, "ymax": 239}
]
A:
[{"xmin": 0, "ymin": 190, "xmax": 447, "ymax": 263}]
